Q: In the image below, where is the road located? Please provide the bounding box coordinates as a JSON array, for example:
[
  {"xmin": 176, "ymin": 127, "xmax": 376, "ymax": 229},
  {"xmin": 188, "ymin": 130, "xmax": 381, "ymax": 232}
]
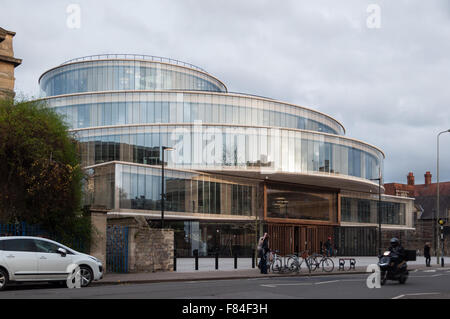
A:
[{"xmin": 1, "ymin": 267, "xmax": 450, "ymax": 299}]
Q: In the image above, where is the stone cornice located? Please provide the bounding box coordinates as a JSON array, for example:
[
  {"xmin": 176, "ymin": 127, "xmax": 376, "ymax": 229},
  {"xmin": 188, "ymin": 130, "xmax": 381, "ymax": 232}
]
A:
[{"xmin": 0, "ymin": 54, "xmax": 22, "ymax": 67}]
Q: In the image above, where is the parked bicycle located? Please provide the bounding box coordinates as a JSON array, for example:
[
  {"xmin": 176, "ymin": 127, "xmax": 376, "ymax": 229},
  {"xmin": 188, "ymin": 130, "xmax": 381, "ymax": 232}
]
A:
[
  {"xmin": 286, "ymin": 250, "xmax": 313, "ymax": 273},
  {"xmin": 269, "ymin": 250, "xmax": 287, "ymax": 273},
  {"xmin": 307, "ymin": 253, "xmax": 334, "ymax": 272}
]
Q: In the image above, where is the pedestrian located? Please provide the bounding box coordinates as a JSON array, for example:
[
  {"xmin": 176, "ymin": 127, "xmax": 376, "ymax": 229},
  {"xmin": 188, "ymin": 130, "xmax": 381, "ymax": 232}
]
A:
[
  {"xmin": 424, "ymin": 242, "xmax": 431, "ymax": 267},
  {"xmin": 324, "ymin": 236, "xmax": 332, "ymax": 257},
  {"xmin": 260, "ymin": 233, "xmax": 270, "ymax": 274}
]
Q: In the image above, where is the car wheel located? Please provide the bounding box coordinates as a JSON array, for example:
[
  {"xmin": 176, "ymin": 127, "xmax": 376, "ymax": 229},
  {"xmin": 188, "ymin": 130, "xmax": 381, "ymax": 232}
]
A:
[
  {"xmin": 0, "ymin": 268, "xmax": 9, "ymax": 291},
  {"xmin": 79, "ymin": 266, "xmax": 93, "ymax": 287}
]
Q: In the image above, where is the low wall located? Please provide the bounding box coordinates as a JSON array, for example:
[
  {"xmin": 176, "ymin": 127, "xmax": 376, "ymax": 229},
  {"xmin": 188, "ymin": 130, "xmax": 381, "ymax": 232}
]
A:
[
  {"xmin": 108, "ymin": 216, "xmax": 174, "ymax": 272},
  {"xmin": 133, "ymin": 227, "xmax": 174, "ymax": 272}
]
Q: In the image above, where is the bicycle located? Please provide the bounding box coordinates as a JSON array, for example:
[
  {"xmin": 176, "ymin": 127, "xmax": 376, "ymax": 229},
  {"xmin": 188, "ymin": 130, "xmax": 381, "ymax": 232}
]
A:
[
  {"xmin": 308, "ymin": 253, "xmax": 334, "ymax": 272},
  {"xmin": 286, "ymin": 250, "xmax": 313, "ymax": 273},
  {"xmin": 269, "ymin": 250, "xmax": 285, "ymax": 273}
]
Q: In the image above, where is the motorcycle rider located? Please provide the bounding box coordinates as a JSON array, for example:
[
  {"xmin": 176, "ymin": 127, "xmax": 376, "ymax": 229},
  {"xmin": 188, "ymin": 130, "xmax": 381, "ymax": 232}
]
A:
[{"xmin": 388, "ymin": 237, "xmax": 406, "ymax": 272}]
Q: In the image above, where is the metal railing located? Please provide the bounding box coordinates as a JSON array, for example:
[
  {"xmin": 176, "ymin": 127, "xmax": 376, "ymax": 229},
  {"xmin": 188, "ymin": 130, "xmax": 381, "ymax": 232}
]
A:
[{"xmin": 60, "ymin": 54, "xmax": 208, "ymax": 73}]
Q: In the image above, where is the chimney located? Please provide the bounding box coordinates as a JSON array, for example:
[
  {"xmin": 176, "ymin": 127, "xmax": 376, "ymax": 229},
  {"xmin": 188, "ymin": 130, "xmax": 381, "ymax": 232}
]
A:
[
  {"xmin": 424, "ymin": 171, "xmax": 432, "ymax": 185},
  {"xmin": 407, "ymin": 172, "xmax": 415, "ymax": 186}
]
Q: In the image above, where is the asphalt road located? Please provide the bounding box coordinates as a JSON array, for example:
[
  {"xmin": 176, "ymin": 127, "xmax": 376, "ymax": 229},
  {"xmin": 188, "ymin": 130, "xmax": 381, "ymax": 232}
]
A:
[{"xmin": 1, "ymin": 267, "xmax": 450, "ymax": 299}]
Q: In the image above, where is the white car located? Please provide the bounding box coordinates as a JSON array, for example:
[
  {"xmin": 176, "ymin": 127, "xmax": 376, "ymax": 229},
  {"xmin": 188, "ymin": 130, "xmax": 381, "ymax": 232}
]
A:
[{"xmin": 0, "ymin": 236, "xmax": 103, "ymax": 290}]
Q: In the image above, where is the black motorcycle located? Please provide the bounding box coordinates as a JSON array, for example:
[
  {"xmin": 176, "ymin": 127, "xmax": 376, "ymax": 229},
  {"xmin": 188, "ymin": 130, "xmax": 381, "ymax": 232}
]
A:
[{"xmin": 378, "ymin": 250, "xmax": 409, "ymax": 285}]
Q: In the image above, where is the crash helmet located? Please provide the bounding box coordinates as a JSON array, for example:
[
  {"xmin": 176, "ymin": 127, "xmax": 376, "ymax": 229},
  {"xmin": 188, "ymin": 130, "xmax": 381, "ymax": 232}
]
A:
[{"xmin": 390, "ymin": 237, "xmax": 400, "ymax": 247}]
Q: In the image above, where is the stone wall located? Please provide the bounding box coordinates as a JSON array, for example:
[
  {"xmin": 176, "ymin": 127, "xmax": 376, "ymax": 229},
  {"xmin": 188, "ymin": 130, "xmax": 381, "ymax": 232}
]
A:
[
  {"xmin": 107, "ymin": 216, "xmax": 174, "ymax": 273},
  {"xmin": 133, "ymin": 227, "xmax": 174, "ymax": 272}
]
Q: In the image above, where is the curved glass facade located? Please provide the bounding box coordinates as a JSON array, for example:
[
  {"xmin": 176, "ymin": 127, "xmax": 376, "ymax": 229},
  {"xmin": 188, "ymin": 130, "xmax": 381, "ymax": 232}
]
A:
[
  {"xmin": 44, "ymin": 91, "xmax": 345, "ymax": 135},
  {"xmin": 39, "ymin": 60, "xmax": 227, "ymax": 96},
  {"xmin": 39, "ymin": 55, "xmax": 385, "ymax": 229},
  {"xmin": 76, "ymin": 125, "xmax": 382, "ymax": 180}
]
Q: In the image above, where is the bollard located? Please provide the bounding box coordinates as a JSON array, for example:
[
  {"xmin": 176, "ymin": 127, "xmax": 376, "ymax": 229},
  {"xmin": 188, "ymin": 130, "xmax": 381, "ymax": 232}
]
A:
[
  {"xmin": 234, "ymin": 253, "xmax": 238, "ymax": 269},
  {"xmin": 252, "ymin": 251, "xmax": 255, "ymax": 269},
  {"xmin": 215, "ymin": 252, "xmax": 219, "ymax": 270},
  {"xmin": 194, "ymin": 250, "xmax": 199, "ymax": 271},
  {"xmin": 174, "ymin": 251, "xmax": 177, "ymax": 272}
]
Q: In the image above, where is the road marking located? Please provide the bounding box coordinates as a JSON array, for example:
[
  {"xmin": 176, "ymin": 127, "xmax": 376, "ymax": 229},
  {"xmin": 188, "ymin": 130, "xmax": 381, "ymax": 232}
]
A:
[
  {"xmin": 424, "ymin": 270, "xmax": 436, "ymax": 272},
  {"xmin": 393, "ymin": 292, "xmax": 440, "ymax": 299},
  {"xmin": 261, "ymin": 283, "xmax": 313, "ymax": 288},
  {"xmin": 247, "ymin": 278, "xmax": 269, "ymax": 281},
  {"xmin": 315, "ymin": 280, "xmax": 340, "ymax": 285}
]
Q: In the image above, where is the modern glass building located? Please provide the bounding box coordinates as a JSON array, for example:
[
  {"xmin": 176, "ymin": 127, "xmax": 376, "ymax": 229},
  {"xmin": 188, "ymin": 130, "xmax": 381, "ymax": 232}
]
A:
[{"xmin": 39, "ymin": 54, "xmax": 414, "ymax": 256}]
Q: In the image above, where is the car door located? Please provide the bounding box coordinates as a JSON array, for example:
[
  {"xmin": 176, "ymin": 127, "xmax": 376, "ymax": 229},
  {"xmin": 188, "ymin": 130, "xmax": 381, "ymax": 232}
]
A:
[
  {"xmin": 1, "ymin": 238, "xmax": 38, "ymax": 280},
  {"xmin": 33, "ymin": 239, "xmax": 73, "ymax": 280}
]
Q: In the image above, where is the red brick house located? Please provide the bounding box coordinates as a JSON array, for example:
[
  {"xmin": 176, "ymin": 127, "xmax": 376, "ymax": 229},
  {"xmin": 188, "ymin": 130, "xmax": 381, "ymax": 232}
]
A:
[{"xmin": 384, "ymin": 172, "xmax": 450, "ymax": 256}]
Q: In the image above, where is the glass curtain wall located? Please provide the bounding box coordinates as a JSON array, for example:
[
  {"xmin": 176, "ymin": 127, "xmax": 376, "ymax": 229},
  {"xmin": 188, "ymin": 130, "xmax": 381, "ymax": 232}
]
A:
[
  {"xmin": 115, "ymin": 164, "xmax": 256, "ymax": 217},
  {"xmin": 165, "ymin": 220, "xmax": 257, "ymax": 257},
  {"xmin": 46, "ymin": 92, "xmax": 344, "ymax": 135},
  {"xmin": 267, "ymin": 183, "xmax": 338, "ymax": 222},
  {"xmin": 40, "ymin": 60, "xmax": 226, "ymax": 96},
  {"xmin": 76, "ymin": 126, "xmax": 382, "ymax": 181},
  {"xmin": 340, "ymin": 197, "xmax": 406, "ymax": 225}
]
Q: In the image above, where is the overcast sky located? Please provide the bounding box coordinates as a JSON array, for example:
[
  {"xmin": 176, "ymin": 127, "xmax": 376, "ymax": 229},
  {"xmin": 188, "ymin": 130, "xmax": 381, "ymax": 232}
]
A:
[{"xmin": 2, "ymin": 0, "xmax": 450, "ymax": 184}]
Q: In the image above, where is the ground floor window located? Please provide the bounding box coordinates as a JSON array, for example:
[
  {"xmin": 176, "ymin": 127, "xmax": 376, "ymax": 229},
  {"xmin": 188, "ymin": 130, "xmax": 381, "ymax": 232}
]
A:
[
  {"xmin": 341, "ymin": 197, "xmax": 406, "ymax": 225},
  {"xmin": 267, "ymin": 183, "xmax": 338, "ymax": 222},
  {"xmin": 152, "ymin": 220, "xmax": 257, "ymax": 257}
]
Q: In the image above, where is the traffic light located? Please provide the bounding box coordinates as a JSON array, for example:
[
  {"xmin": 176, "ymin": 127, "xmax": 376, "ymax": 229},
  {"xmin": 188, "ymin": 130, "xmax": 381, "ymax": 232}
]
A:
[{"xmin": 438, "ymin": 218, "xmax": 446, "ymax": 226}]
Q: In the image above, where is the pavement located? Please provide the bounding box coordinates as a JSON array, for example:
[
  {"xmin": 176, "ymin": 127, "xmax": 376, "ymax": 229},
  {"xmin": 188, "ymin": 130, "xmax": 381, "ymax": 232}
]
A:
[{"xmin": 93, "ymin": 256, "xmax": 450, "ymax": 286}]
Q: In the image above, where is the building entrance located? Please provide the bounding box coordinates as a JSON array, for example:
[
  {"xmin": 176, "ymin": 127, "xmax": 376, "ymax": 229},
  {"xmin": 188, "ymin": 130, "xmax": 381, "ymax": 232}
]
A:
[{"xmin": 267, "ymin": 223, "xmax": 334, "ymax": 256}]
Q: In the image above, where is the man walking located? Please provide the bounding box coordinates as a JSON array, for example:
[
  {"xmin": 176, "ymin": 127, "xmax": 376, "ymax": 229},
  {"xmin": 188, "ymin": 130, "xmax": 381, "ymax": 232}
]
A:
[
  {"xmin": 424, "ymin": 242, "xmax": 431, "ymax": 267},
  {"xmin": 324, "ymin": 237, "xmax": 333, "ymax": 257}
]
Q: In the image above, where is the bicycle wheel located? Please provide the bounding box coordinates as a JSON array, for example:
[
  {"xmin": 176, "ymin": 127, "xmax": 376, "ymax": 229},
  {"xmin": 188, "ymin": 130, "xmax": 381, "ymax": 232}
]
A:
[
  {"xmin": 307, "ymin": 256, "xmax": 318, "ymax": 271},
  {"xmin": 286, "ymin": 256, "xmax": 300, "ymax": 272},
  {"xmin": 271, "ymin": 258, "xmax": 283, "ymax": 273},
  {"xmin": 321, "ymin": 258, "xmax": 334, "ymax": 272}
]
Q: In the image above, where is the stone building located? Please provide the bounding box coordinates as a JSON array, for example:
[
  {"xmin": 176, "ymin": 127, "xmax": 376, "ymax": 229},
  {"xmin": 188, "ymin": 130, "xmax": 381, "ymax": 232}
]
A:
[{"xmin": 0, "ymin": 27, "xmax": 22, "ymax": 100}]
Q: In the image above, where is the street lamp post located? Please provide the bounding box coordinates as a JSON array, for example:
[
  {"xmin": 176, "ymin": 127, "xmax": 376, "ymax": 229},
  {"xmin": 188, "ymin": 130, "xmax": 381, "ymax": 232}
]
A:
[
  {"xmin": 370, "ymin": 174, "xmax": 382, "ymax": 256},
  {"xmin": 437, "ymin": 129, "xmax": 450, "ymax": 265},
  {"xmin": 161, "ymin": 146, "xmax": 174, "ymax": 229}
]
